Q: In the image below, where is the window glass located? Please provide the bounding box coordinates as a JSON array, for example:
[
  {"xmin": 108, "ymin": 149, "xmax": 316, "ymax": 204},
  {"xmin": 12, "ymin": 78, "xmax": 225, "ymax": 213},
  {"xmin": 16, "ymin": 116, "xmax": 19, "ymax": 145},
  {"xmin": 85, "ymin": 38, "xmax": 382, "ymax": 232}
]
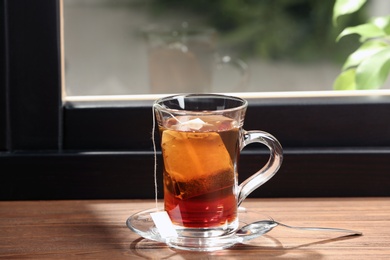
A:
[{"xmin": 63, "ymin": 0, "xmax": 390, "ymax": 96}]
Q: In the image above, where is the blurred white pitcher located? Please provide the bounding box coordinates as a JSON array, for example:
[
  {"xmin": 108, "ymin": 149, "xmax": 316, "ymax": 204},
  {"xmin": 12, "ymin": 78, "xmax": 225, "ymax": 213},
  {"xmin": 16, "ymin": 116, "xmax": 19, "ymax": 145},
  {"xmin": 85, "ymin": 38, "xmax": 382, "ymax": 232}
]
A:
[{"xmin": 143, "ymin": 24, "xmax": 249, "ymax": 94}]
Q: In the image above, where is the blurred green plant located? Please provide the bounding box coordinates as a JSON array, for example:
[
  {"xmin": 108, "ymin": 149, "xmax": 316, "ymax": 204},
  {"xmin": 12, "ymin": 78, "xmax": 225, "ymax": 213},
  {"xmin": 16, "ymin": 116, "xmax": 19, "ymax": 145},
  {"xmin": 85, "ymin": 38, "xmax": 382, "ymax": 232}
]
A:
[
  {"xmin": 333, "ymin": 0, "xmax": 390, "ymax": 90},
  {"xmin": 149, "ymin": 0, "xmax": 364, "ymax": 62}
]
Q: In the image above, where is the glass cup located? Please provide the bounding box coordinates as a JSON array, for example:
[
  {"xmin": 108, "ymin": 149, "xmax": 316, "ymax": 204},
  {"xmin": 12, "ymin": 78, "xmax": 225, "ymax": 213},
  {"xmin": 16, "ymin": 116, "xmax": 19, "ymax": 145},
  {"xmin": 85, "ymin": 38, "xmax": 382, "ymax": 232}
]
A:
[{"xmin": 153, "ymin": 94, "xmax": 283, "ymax": 250}]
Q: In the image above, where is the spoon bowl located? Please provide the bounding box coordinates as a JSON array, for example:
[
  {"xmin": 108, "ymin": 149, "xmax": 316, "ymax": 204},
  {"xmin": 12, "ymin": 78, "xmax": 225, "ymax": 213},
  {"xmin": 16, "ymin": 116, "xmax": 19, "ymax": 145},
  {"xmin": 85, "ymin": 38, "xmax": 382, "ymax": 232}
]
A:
[{"xmin": 236, "ymin": 220, "xmax": 277, "ymax": 240}]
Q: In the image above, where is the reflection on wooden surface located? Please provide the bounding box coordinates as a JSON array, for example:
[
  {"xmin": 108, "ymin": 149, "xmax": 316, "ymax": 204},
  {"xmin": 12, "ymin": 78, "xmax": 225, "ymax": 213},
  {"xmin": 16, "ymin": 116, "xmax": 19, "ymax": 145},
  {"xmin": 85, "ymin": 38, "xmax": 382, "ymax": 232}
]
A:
[{"xmin": 0, "ymin": 198, "xmax": 389, "ymax": 259}]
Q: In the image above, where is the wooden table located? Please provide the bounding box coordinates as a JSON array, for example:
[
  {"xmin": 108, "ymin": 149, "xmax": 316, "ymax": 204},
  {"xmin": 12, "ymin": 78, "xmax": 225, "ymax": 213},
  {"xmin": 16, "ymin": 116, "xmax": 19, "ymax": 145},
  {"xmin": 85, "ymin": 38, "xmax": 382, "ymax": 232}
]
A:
[{"xmin": 0, "ymin": 198, "xmax": 389, "ymax": 259}]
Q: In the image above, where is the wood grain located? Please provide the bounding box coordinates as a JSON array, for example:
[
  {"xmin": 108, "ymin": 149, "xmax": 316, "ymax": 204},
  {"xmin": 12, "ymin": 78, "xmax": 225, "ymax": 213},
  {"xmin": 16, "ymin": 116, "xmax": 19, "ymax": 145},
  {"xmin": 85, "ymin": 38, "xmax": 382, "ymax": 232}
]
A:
[{"xmin": 0, "ymin": 198, "xmax": 389, "ymax": 259}]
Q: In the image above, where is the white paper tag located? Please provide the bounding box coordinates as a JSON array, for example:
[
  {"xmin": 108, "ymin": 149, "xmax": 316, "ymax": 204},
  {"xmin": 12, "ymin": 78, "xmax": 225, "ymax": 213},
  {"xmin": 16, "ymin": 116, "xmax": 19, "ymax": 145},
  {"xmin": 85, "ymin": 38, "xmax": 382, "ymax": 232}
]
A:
[{"xmin": 150, "ymin": 211, "xmax": 178, "ymax": 238}]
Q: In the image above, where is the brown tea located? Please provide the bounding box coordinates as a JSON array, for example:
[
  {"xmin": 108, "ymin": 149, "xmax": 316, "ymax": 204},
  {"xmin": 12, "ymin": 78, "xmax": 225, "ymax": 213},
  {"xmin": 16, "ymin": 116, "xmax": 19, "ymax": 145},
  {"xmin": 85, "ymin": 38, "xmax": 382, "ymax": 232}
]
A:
[{"xmin": 160, "ymin": 115, "xmax": 239, "ymax": 228}]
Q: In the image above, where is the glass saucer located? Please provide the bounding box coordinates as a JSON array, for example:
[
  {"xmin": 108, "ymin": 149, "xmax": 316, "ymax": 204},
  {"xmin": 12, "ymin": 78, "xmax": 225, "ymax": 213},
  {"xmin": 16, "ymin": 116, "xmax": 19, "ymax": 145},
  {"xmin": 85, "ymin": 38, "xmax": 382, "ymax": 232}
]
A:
[{"xmin": 126, "ymin": 206, "xmax": 271, "ymax": 252}]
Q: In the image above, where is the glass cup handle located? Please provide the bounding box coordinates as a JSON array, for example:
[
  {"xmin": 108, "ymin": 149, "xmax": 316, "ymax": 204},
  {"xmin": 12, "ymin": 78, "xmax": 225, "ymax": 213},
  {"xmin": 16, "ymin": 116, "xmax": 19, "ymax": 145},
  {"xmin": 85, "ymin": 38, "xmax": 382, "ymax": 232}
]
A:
[{"xmin": 237, "ymin": 130, "xmax": 283, "ymax": 206}]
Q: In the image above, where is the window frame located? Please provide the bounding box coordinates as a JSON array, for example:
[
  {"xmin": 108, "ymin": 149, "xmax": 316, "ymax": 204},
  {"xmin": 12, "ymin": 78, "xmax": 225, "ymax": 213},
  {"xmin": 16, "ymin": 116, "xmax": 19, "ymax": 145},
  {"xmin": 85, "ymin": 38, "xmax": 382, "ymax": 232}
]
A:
[{"xmin": 1, "ymin": 0, "xmax": 390, "ymax": 200}]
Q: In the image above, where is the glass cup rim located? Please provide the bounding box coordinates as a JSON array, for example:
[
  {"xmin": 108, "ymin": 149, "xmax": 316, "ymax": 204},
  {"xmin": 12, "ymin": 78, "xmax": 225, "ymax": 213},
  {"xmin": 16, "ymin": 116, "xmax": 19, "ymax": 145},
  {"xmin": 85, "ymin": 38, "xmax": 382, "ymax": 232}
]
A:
[{"xmin": 153, "ymin": 93, "xmax": 248, "ymax": 114}]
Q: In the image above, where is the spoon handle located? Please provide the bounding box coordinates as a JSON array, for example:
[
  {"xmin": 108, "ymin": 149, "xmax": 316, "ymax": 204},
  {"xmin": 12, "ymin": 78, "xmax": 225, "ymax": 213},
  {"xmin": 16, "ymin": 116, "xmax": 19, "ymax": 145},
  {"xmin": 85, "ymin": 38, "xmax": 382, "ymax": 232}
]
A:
[{"xmin": 277, "ymin": 222, "xmax": 362, "ymax": 236}]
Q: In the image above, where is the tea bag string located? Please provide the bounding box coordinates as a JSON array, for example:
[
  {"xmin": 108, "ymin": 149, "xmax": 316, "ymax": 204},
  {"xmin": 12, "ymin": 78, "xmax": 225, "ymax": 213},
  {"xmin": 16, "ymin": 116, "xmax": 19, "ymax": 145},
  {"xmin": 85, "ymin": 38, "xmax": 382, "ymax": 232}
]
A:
[{"xmin": 151, "ymin": 106, "xmax": 158, "ymax": 210}]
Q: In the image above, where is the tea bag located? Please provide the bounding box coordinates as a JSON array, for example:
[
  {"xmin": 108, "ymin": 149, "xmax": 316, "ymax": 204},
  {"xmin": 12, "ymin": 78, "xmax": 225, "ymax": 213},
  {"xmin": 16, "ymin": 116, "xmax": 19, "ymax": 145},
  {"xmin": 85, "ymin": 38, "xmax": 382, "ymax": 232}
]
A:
[{"xmin": 162, "ymin": 129, "xmax": 234, "ymax": 199}]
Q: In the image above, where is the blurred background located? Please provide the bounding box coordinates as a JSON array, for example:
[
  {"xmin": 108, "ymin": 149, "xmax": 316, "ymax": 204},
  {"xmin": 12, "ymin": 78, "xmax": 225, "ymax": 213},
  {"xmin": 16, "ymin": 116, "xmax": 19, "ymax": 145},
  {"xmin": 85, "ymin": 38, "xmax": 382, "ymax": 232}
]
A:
[{"xmin": 63, "ymin": 0, "xmax": 389, "ymax": 96}]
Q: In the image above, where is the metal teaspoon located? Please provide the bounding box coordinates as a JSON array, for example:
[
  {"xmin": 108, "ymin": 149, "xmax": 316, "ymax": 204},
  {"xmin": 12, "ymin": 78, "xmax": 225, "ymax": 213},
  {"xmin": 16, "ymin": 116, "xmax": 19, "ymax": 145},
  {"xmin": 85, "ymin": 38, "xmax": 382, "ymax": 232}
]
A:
[{"xmin": 235, "ymin": 219, "xmax": 362, "ymax": 241}]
